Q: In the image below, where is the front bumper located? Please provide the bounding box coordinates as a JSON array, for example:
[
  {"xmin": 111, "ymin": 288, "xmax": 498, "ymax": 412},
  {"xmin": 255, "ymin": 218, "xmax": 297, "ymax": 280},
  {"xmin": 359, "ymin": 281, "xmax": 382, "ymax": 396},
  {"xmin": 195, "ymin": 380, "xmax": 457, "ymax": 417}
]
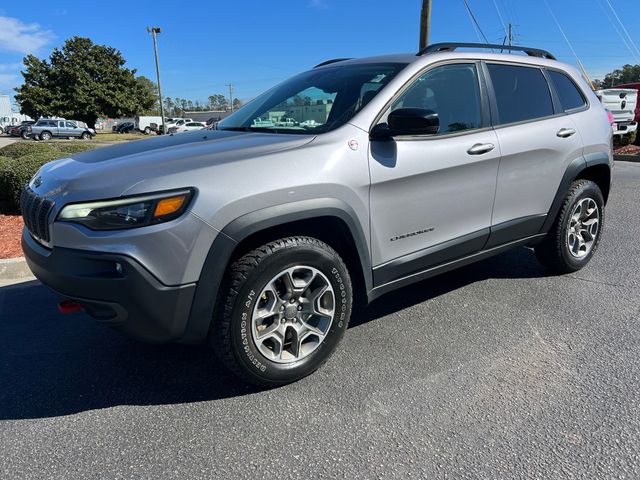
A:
[{"xmin": 22, "ymin": 229, "xmax": 196, "ymax": 343}]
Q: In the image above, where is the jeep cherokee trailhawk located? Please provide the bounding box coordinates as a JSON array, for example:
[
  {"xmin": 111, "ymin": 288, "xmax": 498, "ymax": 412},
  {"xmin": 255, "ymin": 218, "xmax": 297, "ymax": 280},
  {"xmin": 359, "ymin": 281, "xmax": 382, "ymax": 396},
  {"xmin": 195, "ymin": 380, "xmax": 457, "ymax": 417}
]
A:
[{"xmin": 22, "ymin": 43, "xmax": 612, "ymax": 386}]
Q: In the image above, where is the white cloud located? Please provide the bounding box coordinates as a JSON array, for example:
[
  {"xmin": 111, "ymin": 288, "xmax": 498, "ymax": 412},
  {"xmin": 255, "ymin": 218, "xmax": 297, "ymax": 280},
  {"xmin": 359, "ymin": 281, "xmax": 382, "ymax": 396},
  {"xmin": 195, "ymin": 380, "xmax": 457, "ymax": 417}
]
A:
[
  {"xmin": 0, "ymin": 72, "xmax": 19, "ymax": 94},
  {"xmin": 0, "ymin": 16, "xmax": 54, "ymax": 54},
  {"xmin": 0, "ymin": 63, "xmax": 23, "ymax": 94},
  {"xmin": 0, "ymin": 63, "xmax": 23, "ymax": 72},
  {"xmin": 309, "ymin": 0, "xmax": 328, "ymax": 9}
]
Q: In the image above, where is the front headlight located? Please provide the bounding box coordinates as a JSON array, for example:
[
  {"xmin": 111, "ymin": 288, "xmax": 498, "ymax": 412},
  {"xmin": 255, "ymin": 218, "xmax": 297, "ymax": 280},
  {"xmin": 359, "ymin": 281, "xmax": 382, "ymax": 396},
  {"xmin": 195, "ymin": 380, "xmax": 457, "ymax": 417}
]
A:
[{"xmin": 57, "ymin": 189, "xmax": 194, "ymax": 231}]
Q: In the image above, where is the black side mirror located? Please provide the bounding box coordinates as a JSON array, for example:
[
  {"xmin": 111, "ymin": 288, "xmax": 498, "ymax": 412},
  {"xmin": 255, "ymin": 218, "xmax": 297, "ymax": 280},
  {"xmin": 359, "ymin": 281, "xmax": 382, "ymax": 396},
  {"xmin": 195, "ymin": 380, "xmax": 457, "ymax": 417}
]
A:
[{"xmin": 388, "ymin": 108, "xmax": 439, "ymax": 136}]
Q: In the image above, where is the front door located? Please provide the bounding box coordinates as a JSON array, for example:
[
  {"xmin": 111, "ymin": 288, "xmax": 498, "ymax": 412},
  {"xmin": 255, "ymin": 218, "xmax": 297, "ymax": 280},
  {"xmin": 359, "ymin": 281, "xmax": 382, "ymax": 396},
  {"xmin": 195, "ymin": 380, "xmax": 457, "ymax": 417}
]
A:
[{"xmin": 369, "ymin": 62, "xmax": 500, "ymax": 286}]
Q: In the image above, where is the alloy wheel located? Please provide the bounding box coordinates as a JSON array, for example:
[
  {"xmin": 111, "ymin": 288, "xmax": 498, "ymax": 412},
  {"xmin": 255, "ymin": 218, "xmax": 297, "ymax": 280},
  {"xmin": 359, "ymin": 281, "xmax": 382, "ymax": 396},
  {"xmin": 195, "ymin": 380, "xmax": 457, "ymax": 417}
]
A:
[
  {"xmin": 567, "ymin": 197, "xmax": 599, "ymax": 258},
  {"xmin": 251, "ymin": 265, "xmax": 335, "ymax": 364}
]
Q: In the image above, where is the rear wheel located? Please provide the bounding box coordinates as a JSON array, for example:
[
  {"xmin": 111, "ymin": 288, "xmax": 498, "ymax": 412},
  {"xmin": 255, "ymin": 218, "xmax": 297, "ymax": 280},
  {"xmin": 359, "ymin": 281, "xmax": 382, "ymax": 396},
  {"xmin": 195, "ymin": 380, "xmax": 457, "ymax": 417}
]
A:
[
  {"xmin": 144, "ymin": 127, "xmax": 151, "ymax": 135},
  {"xmin": 211, "ymin": 236, "xmax": 352, "ymax": 387},
  {"xmin": 535, "ymin": 179, "xmax": 604, "ymax": 273}
]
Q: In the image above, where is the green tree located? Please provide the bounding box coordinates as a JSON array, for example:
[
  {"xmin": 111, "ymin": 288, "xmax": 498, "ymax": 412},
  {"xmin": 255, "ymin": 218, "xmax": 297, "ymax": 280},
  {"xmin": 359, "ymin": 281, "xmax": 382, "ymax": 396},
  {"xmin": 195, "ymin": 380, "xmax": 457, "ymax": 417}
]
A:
[
  {"xmin": 208, "ymin": 94, "xmax": 228, "ymax": 111},
  {"xmin": 232, "ymin": 97, "xmax": 242, "ymax": 110},
  {"xmin": 163, "ymin": 97, "xmax": 176, "ymax": 117},
  {"xmin": 135, "ymin": 76, "xmax": 159, "ymax": 115},
  {"xmin": 14, "ymin": 36, "xmax": 153, "ymax": 128},
  {"xmin": 593, "ymin": 63, "xmax": 640, "ymax": 88}
]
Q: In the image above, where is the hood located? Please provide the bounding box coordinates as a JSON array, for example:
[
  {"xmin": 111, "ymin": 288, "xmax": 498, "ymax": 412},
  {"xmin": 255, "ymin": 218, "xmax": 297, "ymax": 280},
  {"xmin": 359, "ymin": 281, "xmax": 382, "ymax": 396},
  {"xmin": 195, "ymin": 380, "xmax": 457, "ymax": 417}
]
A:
[{"xmin": 30, "ymin": 129, "xmax": 315, "ymax": 204}]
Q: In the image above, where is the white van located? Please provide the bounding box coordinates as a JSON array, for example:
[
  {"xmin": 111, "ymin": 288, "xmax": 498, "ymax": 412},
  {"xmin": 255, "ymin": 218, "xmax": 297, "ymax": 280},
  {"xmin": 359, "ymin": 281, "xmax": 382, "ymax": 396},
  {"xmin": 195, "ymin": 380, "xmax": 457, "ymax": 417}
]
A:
[{"xmin": 135, "ymin": 116, "xmax": 163, "ymax": 134}]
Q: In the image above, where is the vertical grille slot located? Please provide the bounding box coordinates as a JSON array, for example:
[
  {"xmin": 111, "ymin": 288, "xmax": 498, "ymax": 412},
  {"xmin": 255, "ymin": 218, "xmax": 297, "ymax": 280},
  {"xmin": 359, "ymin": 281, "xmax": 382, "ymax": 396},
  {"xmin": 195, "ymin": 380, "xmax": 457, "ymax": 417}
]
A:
[{"xmin": 20, "ymin": 186, "xmax": 54, "ymax": 243}]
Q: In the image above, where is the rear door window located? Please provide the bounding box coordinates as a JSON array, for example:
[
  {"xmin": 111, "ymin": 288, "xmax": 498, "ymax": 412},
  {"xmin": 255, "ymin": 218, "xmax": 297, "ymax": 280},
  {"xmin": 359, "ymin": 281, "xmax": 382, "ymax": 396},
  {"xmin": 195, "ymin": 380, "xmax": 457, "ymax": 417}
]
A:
[
  {"xmin": 487, "ymin": 64, "xmax": 554, "ymax": 125},
  {"xmin": 547, "ymin": 70, "xmax": 587, "ymax": 112}
]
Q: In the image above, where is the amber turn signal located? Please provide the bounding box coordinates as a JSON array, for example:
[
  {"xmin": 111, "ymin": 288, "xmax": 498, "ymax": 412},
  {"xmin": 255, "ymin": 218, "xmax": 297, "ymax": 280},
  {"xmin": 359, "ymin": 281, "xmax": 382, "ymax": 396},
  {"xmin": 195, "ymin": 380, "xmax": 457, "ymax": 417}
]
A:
[{"xmin": 154, "ymin": 195, "xmax": 187, "ymax": 217}]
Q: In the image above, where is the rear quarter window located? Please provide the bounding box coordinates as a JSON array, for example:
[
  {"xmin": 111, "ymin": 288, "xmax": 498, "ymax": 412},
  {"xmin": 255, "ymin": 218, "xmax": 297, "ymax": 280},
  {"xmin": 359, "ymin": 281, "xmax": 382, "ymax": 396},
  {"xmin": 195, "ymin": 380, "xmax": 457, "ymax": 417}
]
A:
[
  {"xmin": 487, "ymin": 64, "xmax": 554, "ymax": 125},
  {"xmin": 547, "ymin": 70, "xmax": 587, "ymax": 112}
]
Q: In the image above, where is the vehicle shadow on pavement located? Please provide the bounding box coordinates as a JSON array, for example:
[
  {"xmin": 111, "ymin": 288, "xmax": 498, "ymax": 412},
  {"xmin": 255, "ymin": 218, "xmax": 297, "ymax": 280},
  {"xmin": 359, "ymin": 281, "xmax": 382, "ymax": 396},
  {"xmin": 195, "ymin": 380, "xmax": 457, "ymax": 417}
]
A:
[
  {"xmin": 0, "ymin": 281, "xmax": 259, "ymax": 420},
  {"xmin": 0, "ymin": 247, "xmax": 548, "ymax": 420},
  {"xmin": 352, "ymin": 246, "xmax": 549, "ymax": 327}
]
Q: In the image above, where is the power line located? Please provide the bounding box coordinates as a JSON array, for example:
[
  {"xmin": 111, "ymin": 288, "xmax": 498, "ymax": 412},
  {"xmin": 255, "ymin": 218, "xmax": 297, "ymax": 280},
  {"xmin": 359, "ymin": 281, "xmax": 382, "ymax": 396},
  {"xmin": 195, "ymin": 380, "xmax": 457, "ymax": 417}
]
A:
[
  {"xmin": 543, "ymin": 0, "xmax": 594, "ymax": 88},
  {"xmin": 602, "ymin": 0, "xmax": 640, "ymax": 60},
  {"xmin": 595, "ymin": 0, "xmax": 638, "ymax": 62},
  {"xmin": 462, "ymin": 0, "xmax": 490, "ymax": 44},
  {"xmin": 492, "ymin": 0, "xmax": 507, "ymax": 38},
  {"xmin": 543, "ymin": 0, "xmax": 580, "ymax": 63}
]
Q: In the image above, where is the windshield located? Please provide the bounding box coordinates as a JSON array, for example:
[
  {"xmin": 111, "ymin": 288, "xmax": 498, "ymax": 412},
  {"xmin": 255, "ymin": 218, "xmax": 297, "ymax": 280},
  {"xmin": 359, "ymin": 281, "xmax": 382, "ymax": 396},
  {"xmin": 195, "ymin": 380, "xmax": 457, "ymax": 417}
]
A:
[{"xmin": 219, "ymin": 62, "xmax": 407, "ymax": 134}]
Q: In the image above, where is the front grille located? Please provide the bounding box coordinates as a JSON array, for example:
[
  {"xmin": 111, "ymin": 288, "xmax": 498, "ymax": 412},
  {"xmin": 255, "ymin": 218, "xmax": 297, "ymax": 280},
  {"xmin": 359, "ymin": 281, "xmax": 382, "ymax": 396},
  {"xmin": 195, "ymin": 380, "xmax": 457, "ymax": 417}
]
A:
[{"xmin": 20, "ymin": 186, "xmax": 54, "ymax": 243}]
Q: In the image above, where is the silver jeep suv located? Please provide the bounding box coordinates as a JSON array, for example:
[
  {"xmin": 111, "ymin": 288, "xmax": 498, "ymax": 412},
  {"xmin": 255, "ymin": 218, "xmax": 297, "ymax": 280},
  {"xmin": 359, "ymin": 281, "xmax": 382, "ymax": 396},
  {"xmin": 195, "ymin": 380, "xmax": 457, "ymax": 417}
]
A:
[{"xmin": 22, "ymin": 43, "xmax": 612, "ymax": 386}]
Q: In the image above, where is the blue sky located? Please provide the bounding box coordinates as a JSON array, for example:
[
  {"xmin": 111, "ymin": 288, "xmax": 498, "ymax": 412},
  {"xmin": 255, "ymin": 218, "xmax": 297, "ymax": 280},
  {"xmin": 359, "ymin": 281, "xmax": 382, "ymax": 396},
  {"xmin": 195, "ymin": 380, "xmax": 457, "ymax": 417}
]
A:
[{"xmin": 0, "ymin": 1, "xmax": 639, "ymax": 103}]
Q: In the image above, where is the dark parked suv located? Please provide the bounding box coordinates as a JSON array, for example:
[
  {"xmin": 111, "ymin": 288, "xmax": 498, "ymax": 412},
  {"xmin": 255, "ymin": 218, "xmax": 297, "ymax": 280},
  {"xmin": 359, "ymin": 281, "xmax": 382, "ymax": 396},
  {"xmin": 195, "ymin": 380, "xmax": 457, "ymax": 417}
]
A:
[{"xmin": 21, "ymin": 43, "xmax": 612, "ymax": 386}]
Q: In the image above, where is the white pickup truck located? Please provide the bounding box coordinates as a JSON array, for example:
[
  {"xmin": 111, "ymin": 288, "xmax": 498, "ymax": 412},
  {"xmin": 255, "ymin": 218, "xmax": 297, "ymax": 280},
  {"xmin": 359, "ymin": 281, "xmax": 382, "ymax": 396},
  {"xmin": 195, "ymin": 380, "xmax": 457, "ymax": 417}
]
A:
[{"xmin": 596, "ymin": 88, "xmax": 638, "ymax": 144}]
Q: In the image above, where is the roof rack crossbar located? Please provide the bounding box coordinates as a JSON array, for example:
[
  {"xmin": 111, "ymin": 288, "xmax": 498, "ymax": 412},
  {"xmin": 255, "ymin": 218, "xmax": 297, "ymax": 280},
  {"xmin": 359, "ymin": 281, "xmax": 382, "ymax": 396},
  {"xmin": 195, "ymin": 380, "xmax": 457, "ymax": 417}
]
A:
[
  {"xmin": 417, "ymin": 42, "xmax": 556, "ymax": 60},
  {"xmin": 314, "ymin": 58, "xmax": 353, "ymax": 68}
]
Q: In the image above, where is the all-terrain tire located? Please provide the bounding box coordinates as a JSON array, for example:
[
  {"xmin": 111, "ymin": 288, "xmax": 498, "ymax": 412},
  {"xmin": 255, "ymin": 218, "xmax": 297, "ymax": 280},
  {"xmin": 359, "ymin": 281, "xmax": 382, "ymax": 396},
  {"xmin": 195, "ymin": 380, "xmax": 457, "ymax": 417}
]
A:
[
  {"xmin": 535, "ymin": 179, "xmax": 605, "ymax": 273},
  {"xmin": 211, "ymin": 236, "xmax": 353, "ymax": 387}
]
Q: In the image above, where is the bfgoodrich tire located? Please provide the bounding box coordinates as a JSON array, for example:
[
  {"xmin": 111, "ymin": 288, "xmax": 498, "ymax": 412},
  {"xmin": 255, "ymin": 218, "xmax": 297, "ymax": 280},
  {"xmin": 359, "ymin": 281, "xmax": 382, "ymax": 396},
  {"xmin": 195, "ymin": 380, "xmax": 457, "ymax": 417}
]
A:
[
  {"xmin": 212, "ymin": 236, "xmax": 353, "ymax": 387},
  {"xmin": 535, "ymin": 179, "xmax": 605, "ymax": 273}
]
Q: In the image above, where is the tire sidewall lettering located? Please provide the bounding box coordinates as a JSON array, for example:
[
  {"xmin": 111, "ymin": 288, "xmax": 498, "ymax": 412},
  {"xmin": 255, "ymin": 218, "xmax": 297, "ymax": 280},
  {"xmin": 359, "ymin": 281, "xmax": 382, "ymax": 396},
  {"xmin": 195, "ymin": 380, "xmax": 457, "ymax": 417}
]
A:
[{"xmin": 232, "ymin": 248, "xmax": 352, "ymax": 379}]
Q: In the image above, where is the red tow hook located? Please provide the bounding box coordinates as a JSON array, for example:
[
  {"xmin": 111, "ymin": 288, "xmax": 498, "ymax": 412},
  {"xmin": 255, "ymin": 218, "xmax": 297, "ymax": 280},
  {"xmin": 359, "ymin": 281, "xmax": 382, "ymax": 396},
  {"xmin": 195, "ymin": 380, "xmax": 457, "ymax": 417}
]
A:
[{"xmin": 58, "ymin": 299, "xmax": 83, "ymax": 314}]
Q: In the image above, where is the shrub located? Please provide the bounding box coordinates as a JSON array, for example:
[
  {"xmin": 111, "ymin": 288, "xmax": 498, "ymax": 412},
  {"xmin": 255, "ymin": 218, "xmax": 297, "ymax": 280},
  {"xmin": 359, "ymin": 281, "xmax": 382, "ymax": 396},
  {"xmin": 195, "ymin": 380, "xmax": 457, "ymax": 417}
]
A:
[
  {"xmin": 0, "ymin": 142, "xmax": 97, "ymax": 211},
  {"xmin": 0, "ymin": 142, "xmax": 58, "ymax": 160},
  {"xmin": 53, "ymin": 142, "xmax": 98, "ymax": 155},
  {"xmin": 0, "ymin": 156, "xmax": 13, "ymax": 199}
]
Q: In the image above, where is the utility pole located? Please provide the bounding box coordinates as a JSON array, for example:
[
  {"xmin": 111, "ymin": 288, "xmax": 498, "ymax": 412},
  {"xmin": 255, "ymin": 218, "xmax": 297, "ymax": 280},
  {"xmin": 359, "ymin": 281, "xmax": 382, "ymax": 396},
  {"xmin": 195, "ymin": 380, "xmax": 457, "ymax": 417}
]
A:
[
  {"xmin": 419, "ymin": 0, "xmax": 432, "ymax": 50},
  {"xmin": 508, "ymin": 22, "xmax": 513, "ymax": 46},
  {"xmin": 147, "ymin": 27, "xmax": 165, "ymax": 134},
  {"xmin": 226, "ymin": 83, "xmax": 234, "ymax": 112}
]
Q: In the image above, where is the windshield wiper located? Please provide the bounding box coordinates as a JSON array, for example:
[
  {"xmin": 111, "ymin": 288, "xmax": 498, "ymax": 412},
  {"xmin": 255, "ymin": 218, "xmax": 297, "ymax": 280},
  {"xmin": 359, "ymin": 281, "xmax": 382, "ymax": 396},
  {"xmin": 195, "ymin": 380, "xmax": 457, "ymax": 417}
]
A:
[
  {"xmin": 218, "ymin": 126, "xmax": 251, "ymax": 132},
  {"xmin": 219, "ymin": 126, "xmax": 282, "ymax": 134}
]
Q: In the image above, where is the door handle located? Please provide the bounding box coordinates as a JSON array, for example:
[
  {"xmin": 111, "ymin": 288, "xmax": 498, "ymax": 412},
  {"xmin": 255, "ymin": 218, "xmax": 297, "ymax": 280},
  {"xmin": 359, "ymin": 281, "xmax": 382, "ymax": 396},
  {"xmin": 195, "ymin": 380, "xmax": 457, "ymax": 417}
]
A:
[
  {"xmin": 557, "ymin": 128, "xmax": 576, "ymax": 138},
  {"xmin": 467, "ymin": 142, "xmax": 495, "ymax": 155}
]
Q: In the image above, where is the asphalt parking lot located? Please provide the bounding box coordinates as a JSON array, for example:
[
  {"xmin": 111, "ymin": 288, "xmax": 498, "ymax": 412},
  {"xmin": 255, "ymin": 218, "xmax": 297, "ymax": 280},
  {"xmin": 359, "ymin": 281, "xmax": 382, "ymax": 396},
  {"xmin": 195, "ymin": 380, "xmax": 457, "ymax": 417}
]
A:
[{"xmin": 1, "ymin": 162, "xmax": 639, "ymax": 479}]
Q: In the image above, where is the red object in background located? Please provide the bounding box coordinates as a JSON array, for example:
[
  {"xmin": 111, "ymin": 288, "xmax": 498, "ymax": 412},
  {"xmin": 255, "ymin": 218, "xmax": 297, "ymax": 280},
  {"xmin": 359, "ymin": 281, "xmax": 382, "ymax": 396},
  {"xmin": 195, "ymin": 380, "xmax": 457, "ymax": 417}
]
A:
[
  {"xmin": 58, "ymin": 300, "xmax": 83, "ymax": 314},
  {"xmin": 614, "ymin": 82, "xmax": 640, "ymax": 123},
  {"xmin": 606, "ymin": 109, "xmax": 615, "ymax": 125}
]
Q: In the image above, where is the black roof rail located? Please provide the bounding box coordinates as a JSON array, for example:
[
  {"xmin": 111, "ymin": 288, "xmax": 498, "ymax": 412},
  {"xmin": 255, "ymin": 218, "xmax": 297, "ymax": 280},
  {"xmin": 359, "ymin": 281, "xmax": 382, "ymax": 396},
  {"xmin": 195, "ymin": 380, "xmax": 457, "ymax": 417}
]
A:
[
  {"xmin": 314, "ymin": 58, "xmax": 352, "ymax": 68},
  {"xmin": 417, "ymin": 42, "xmax": 556, "ymax": 60}
]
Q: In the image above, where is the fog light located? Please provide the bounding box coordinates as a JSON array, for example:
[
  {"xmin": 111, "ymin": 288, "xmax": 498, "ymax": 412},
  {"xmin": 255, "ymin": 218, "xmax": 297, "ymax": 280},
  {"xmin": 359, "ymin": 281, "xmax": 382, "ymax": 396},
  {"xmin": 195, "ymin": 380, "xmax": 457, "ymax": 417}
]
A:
[{"xmin": 115, "ymin": 262, "xmax": 123, "ymax": 274}]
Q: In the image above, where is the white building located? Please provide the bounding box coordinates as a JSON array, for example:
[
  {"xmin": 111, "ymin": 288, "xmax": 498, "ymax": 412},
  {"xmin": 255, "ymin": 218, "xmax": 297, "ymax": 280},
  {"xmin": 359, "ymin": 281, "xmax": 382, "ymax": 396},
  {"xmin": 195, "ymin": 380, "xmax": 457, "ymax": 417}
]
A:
[{"xmin": 0, "ymin": 95, "xmax": 32, "ymax": 130}]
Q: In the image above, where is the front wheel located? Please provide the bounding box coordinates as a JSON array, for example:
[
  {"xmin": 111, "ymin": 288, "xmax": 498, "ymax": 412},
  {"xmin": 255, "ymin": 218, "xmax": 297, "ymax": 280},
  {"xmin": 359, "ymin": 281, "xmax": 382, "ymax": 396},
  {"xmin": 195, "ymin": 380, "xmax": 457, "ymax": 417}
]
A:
[
  {"xmin": 39, "ymin": 131, "xmax": 52, "ymax": 141},
  {"xmin": 144, "ymin": 127, "xmax": 151, "ymax": 135},
  {"xmin": 80, "ymin": 132, "xmax": 91, "ymax": 140},
  {"xmin": 211, "ymin": 237, "xmax": 353, "ymax": 387},
  {"xmin": 535, "ymin": 179, "xmax": 604, "ymax": 273}
]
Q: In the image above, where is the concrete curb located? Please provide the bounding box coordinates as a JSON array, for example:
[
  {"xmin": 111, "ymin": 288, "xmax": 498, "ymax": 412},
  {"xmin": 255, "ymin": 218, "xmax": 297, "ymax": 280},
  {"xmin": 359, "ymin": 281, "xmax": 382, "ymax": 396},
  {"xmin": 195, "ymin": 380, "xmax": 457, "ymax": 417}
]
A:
[
  {"xmin": 0, "ymin": 257, "xmax": 33, "ymax": 280},
  {"xmin": 614, "ymin": 154, "xmax": 640, "ymax": 163}
]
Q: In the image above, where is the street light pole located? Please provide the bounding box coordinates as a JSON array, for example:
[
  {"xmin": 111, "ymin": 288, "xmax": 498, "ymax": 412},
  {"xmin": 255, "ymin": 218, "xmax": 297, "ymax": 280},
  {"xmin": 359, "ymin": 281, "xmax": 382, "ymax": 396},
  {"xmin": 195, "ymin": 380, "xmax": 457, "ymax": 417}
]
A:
[
  {"xmin": 226, "ymin": 83, "xmax": 234, "ymax": 112},
  {"xmin": 147, "ymin": 26, "xmax": 166, "ymax": 134}
]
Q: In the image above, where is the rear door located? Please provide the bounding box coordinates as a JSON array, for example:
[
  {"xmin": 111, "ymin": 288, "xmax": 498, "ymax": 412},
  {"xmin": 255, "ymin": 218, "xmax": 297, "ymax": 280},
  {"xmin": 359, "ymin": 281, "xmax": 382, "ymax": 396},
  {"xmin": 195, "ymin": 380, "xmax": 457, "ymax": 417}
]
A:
[{"xmin": 485, "ymin": 62, "xmax": 584, "ymax": 244}]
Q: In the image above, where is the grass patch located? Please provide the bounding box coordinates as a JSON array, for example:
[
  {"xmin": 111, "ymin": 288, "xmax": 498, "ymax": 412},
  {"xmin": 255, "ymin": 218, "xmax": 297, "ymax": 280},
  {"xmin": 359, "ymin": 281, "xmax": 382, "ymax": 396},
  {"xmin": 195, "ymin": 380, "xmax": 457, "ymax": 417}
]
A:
[
  {"xmin": 94, "ymin": 132, "xmax": 150, "ymax": 142},
  {"xmin": 0, "ymin": 142, "xmax": 98, "ymax": 212}
]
